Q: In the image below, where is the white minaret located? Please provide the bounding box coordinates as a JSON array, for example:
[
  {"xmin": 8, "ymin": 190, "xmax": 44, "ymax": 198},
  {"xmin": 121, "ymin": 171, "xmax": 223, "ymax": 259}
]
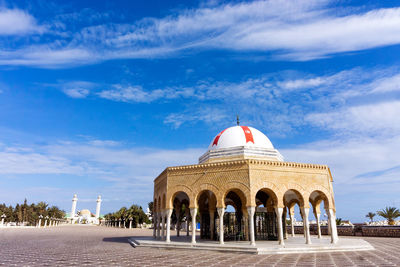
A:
[
  {"xmin": 71, "ymin": 194, "xmax": 78, "ymax": 219},
  {"xmin": 95, "ymin": 195, "xmax": 102, "ymax": 219}
]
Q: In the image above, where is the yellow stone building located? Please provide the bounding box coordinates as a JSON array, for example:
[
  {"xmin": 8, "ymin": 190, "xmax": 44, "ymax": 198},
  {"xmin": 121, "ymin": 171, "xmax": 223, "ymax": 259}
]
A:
[{"xmin": 153, "ymin": 125, "xmax": 339, "ymax": 246}]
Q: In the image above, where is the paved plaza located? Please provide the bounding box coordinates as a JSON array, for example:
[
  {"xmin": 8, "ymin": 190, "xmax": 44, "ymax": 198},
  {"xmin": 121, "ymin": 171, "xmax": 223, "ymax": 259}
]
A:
[{"xmin": 0, "ymin": 226, "xmax": 399, "ymax": 266}]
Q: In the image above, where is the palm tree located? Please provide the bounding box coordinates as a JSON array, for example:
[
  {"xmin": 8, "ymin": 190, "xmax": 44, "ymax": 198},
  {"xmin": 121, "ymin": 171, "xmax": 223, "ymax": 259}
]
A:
[
  {"xmin": 365, "ymin": 212, "xmax": 376, "ymax": 223},
  {"xmin": 335, "ymin": 218, "xmax": 342, "ymax": 226},
  {"xmin": 377, "ymin": 207, "xmax": 400, "ymax": 225}
]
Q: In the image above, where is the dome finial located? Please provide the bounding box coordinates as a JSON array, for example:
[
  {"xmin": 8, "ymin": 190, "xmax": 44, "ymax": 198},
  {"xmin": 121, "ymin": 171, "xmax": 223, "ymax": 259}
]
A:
[{"xmin": 236, "ymin": 115, "xmax": 240, "ymax": 126}]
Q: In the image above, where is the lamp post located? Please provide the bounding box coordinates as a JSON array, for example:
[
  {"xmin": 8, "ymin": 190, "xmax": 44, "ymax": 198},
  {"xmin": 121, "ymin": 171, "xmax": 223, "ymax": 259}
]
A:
[
  {"xmin": 44, "ymin": 216, "xmax": 49, "ymax": 228},
  {"xmin": 129, "ymin": 217, "xmax": 133, "ymax": 229},
  {"xmin": 1, "ymin": 214, "xmax": 6, "ymax": 226},
  {"xmin": 38, "ymin": 215, "xmax": 43, "ymax": 228}
]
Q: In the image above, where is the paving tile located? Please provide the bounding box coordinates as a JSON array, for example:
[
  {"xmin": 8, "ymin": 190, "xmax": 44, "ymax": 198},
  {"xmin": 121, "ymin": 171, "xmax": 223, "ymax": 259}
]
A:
[{"xmin": 0, "ymin": 226, "xmax": 399, "ymax": 266}]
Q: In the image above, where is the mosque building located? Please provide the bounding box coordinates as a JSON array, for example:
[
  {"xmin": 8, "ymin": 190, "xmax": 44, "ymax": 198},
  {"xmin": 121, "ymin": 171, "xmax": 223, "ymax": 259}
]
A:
[
  {"xmin": 66, "ymin": 194, "xmax": 103, "ymax": 224},
  {"xmin": 152, "ymin": 123, "xmax": 338, "ymax": 246}
]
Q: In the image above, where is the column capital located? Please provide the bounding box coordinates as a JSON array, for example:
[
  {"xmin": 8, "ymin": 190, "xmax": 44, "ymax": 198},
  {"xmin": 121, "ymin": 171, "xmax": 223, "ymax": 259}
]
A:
[
  {"xmin": 166, "ymin": 208, "xmax": 173, "ymax": 216},
  {"xmin": 247, "ymin": 206, "xmax": 256, "ymax": 216},
  {"xmin": 217, "ymin": 207, "xmax": 224, "ymax": 216},
  {"xmin": 190, "ymin": 207, "xmax": 197, "ymax": 217},
  {"xmin": 275, "ymin": 207, "xmax": 284, "ymax": 214}
]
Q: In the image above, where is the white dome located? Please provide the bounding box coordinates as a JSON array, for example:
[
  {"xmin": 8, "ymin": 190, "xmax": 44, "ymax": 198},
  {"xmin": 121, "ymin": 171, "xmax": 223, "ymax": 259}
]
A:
[
  {"xmin": 208, "ymin": 126, "xmax": 274, "ymax": 150},
  {"xmin": 199, "ymin": 125, "xmax": 283, "ymax": 164}
]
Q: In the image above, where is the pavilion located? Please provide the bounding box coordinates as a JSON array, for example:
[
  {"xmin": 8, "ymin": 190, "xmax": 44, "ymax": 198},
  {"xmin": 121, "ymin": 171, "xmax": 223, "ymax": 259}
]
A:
[{"xmin": 152, "ymin": 124, "xmax": 339, "ymax": 246}]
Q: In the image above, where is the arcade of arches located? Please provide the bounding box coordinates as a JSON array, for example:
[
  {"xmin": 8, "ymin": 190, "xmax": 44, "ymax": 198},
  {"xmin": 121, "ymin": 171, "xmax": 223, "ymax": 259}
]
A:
[{"xmin": 153, "ymin": 126, "xmax": 339, "ymax": 246}]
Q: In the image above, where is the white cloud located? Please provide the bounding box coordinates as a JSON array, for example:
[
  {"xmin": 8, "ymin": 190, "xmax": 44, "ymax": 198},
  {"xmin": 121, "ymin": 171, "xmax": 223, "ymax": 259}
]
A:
[
  {"xmin": 0, "ymin": 138, "xmax": 202, "ymax": 178},
  {"xmin": 98, "ymin": 85, "xmax": 164, "ymax": 103},
  {"xmin": 98, "ymin": 84, "xmax": 196, "ymax": 103},
  {"xmin": 63, "ymin": 88, "xmax": 89, "ymax": 98},
  {"xmin": 277, "ymin": 77, "xmax": 325, "ymax": 91},
  {"xmin": 164, "ymin": 107, "xmax": 228, "ymax": 128},
  {"xmin": 0, "ymin": 150, "xmax": 90, "ymax": 174},
  {"xmin": 61, "ymin": 81, "xmax": 95, "ymax": 98},
  {"xmin": 369, "ymin": 73, "xmax": 400, "ymax": 93},
  {"xmin": 306, "ymin": 100, "xmax": 400, "ymax": 137},
  {"xmin": 3, "ymin": 1, "xmax": 400, "ymax": 67},
  {"xmin": 230, "ymin": 7, "xmax": 400, "ymax": 60},
  {"xmin": 0, "ymin": 8, "xmax": 45, "ymax": 35}
]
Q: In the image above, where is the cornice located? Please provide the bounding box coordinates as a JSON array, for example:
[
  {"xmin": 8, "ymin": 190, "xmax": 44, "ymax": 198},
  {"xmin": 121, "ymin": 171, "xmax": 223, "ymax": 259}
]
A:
[{"xmin": 164, "ymin": 159, "xmax": 328, "ymax": 172}]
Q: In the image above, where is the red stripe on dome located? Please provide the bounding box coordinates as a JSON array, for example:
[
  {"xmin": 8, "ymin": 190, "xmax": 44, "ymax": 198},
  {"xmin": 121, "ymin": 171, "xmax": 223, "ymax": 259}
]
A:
[
  {"xmin": 212, "ymin": 128, "xmax": 227, "ymax": 146},
  {"xmin": 241, "ymin": 126, "xmax": 254, "ymax": 144}
]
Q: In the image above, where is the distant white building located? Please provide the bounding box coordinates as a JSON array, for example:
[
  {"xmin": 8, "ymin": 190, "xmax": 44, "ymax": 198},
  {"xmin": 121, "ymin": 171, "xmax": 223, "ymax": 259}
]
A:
[{"xmin": 66, "ymin": 194, "xmax": 102, "ymax": 224}]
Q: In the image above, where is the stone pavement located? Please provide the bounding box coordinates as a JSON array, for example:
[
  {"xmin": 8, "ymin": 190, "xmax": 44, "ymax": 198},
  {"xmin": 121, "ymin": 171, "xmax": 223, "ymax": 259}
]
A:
[{"xmin": 0, "ymin": 225, "xmax": 399, "ymax": 266}]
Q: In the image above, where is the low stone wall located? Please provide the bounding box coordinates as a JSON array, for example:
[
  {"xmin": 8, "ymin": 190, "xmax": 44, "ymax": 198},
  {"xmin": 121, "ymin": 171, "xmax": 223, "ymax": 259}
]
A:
[
  {"xmin": 361, "ymin": 226, "xmax": 400, "ymax": 237},
  {"xmin": 289, "ymin": 225, "xmax": 400, "ymax": 237}
]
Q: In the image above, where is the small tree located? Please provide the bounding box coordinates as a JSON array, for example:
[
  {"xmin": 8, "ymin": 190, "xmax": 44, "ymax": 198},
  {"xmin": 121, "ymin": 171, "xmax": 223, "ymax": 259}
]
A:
[
  {"xmin": 336, "ymin": 218, "xmax": 342, "ymax": 226},
  {"xmin": 366, "ymin": 212, "xmax": 376, "ymax": 223},
  {"xmin": 377, "ymin": 207, "xmax": 400, "ymax": 225}
]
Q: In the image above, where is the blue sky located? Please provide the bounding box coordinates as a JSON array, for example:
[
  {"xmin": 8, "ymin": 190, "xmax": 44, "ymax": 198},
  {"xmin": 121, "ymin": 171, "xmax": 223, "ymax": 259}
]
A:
[{"xmin": 1, "ymin": 0, "xmax": 400, "ymax": 222}]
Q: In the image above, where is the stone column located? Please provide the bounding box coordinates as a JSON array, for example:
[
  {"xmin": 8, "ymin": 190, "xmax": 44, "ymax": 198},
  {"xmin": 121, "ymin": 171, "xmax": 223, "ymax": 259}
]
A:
[
  {"xmin": 243, "ymin": 212, "xmax": 249, "ymax": 241},
  {"xmin": 95, "ymin": 195, "xmax": 102, "ymax": 222},
  {"xmin": 217, "ymin": 207, "xmax": 224, "ymax": 245},
  {"xmin": 283, "ymin": 208, "xmax": 288, "ymax": 239},
  {"xmin": 190, "ymin": 208, "xmax": 197, "ymax": 244},
  {"xmin": 186, "ymin": 208, "xmax": 190, "ymax": 236},
  {"xmin": 290, "ymin": 213, "xmax": 295, "ymax": 237},
  {"xmin": 209, "ymin": 209, "xmax": 215, "ymax": 240},
  {"xmin": 275, "ymin": 207, "xmax": 285, "ymax": 246},
  {"xmin": 176, "ymin": 207, "xmax": 181, "ymax": 237},
  {"xmin": 327, "ymin": 209, "xmax": 339, "ymax": 244},
  {"xmin": 247, "ymin": 206, "xmax": 256, "ymax": 246},
  {"xmin": 44, "ymin": 218, "xmax": 48, "ymax": 228},
  {"xmin": 314, "ymin": 212, "xmax": 321, "ymax": 238},
  {"xmin": 327, "ymin": 213, "xmax": 331, "ymax": 235},
  {"xmin": 153, "ymin": 213, "xmax": 157, "ymax": 238},
  {"xmin": 156, "ymin": 212, "xmax": 161, "ymax": 239},
  {"xmin": 71, "ymin": 194, "xmax": 78, "ymax": 224},
  {"xmin": 166, "ymin": 209, "xmax": 173, "ymax": 243},
  {"xmin": 38, "ymin": 218, "xmax": 42, "ymax": 228},
  {"xmin": 301, "ymin": 207, "xmax": 312, "ymax": 244},
  {"xmin": 161, "ymin": 211, "xmax": 166, "ymax": 240}
]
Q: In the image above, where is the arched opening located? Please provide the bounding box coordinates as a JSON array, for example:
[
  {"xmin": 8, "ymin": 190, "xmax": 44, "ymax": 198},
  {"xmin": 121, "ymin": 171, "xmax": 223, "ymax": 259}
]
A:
[
  {"xmin": 197, "ymin": 190, "xmax": 217, "ymax": 240},
  {"xmin": 254, "ymin": 189, "xmax": 279, "ymax": 240},
  {"xmin": 309, "ymin": 190, "xmax": 330, "ymax": 238},
  {"xmin": 284, "ymin": 189, "xmax": 305, "ymax": 240},
  {"xmin": 223, "ymin": 189, "xmax": 246, "ymax": 241},
  {"xmin": 171, "ymin": 191, "xmax": 190, "ymax": 238}
]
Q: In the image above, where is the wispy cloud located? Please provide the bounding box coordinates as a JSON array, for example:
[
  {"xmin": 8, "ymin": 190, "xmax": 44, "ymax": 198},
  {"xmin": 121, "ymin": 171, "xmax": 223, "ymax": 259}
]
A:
[
  {"xmin": 59, "ymin": 66, "xmax": 400, "ymax": 138},
  {"xmin": 164, "ymin": 107, "xmax": 228, "ymax": 128},
  {"xmin": 3, "ymin": 1, "xmax": 400, "ymax": 67},
  {"xmin": 0, "ymin": 8, "xmax": 45, "ymax": 35},
  {"xmin": 61, "ymin": 81, "xmax": 95, "ymax": 98},
  {"xmin": 0, "ymin": 138, "xmax": 202, "ymax": 178},
  {"xmin": 306, "ymin": 100, "xmax": 400, "ymax": 137}
]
